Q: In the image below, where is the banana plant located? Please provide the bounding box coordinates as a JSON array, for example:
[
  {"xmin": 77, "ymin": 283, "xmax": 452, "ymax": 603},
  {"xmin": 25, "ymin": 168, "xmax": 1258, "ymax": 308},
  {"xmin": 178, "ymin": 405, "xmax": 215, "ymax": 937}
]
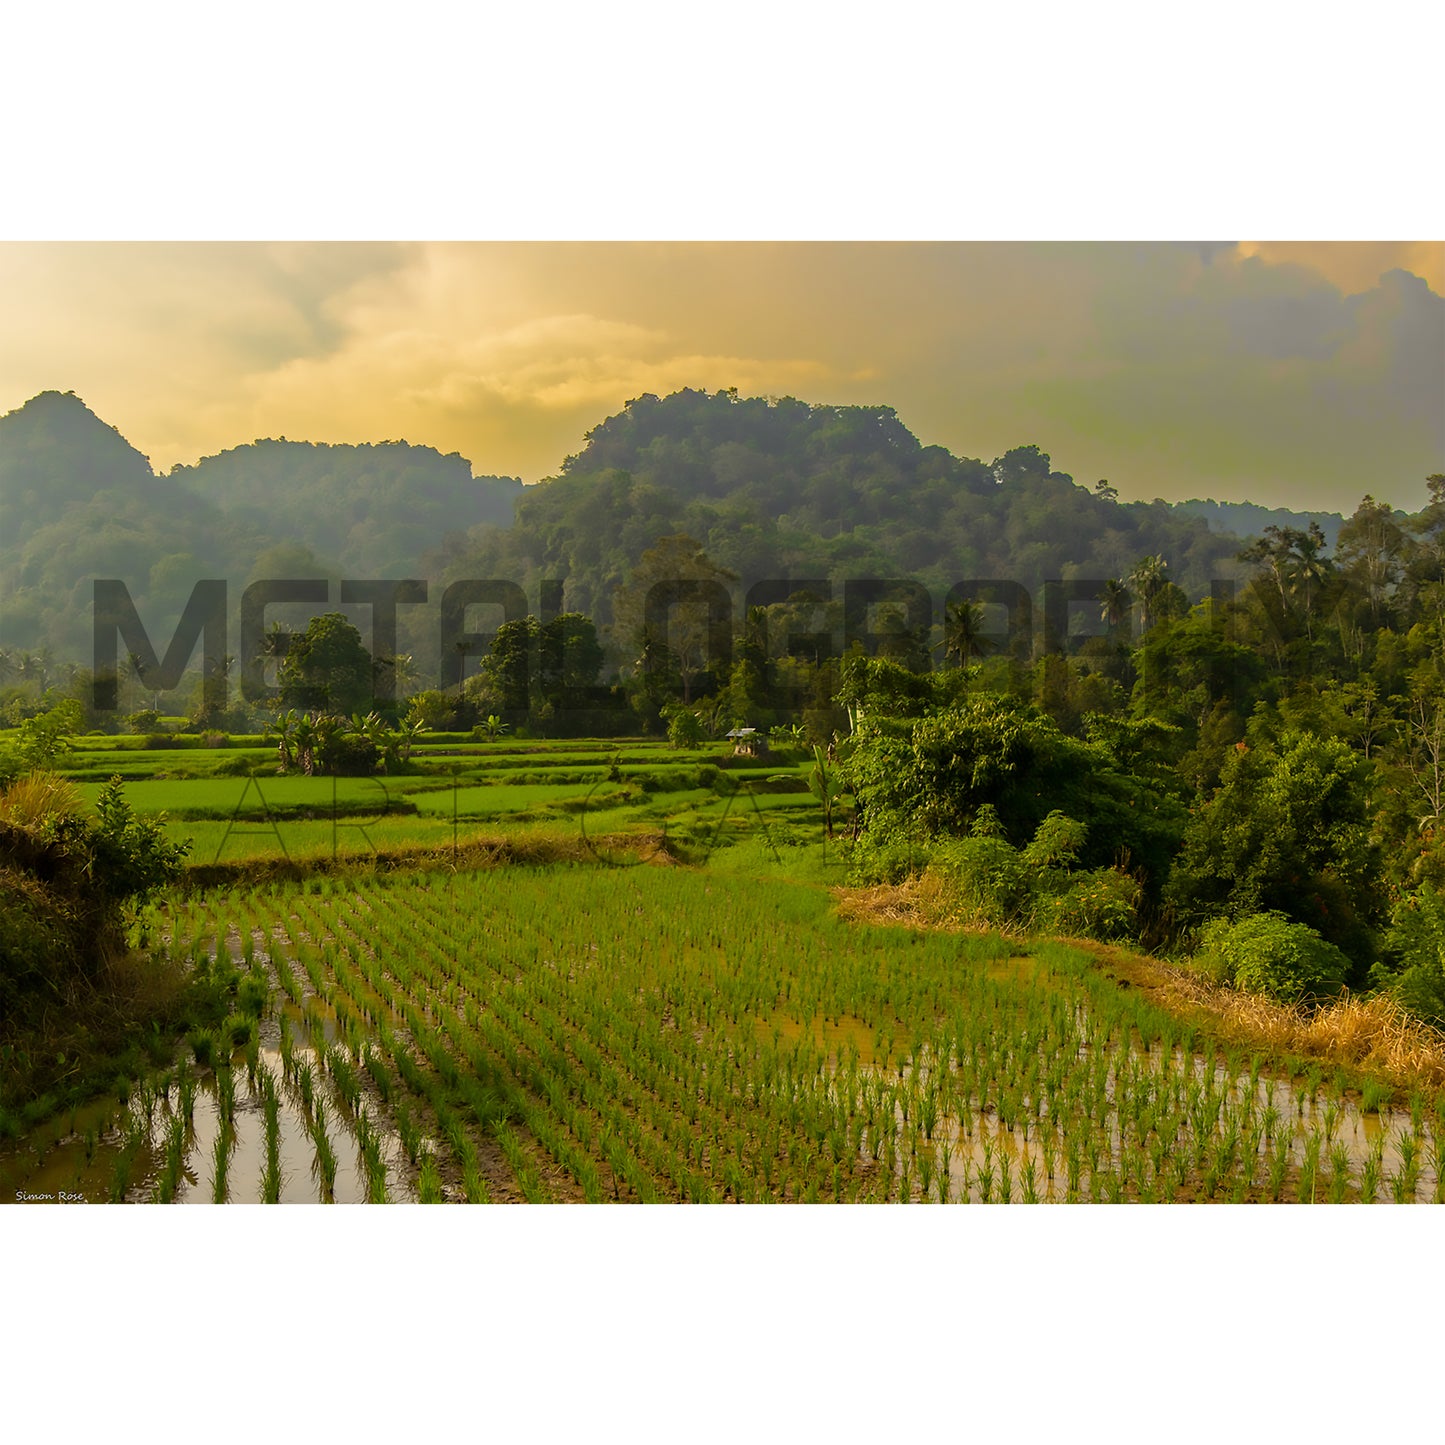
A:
[
  {"xmin": 807, "ymin": 743, "xmax": 845, "ymax": 854},
  {"xmin": 267, "ymin": 708, "xmax": 300, "ymax": 772}
]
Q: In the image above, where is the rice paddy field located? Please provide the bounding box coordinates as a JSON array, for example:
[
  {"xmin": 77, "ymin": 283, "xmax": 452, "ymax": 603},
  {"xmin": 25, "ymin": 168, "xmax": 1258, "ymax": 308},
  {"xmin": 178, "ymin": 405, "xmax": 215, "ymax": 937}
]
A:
[
  {"xmin": 53, "ymin": 735, "xmax": 812, "ymax": 867},
  {"xmin": 5, "ymin": 850, "xmax": 1442, "ymax": 1205}
]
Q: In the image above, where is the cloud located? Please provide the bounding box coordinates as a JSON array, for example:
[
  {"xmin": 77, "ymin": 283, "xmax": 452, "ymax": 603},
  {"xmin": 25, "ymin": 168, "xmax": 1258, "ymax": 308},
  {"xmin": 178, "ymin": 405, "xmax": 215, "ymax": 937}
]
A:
[{"xmin": 0, "ymin": 241, "xmax": 1439, "ymax": 510}]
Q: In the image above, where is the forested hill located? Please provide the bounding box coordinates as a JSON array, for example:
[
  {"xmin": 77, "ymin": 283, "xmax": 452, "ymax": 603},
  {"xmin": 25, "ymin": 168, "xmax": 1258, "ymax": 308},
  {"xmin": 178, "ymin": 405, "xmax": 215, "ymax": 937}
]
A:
[
  {"xmin": 2, "ymin": 384, "xmax": 1396, "ymax": 662},
  {"xmin": 435, "ymin": 388, "xmax": 1248, "ymax": 623},
  {"xmin": 0, "ymin": 392, "xmax": 521, "ymax": 657},
  {"xmin": 170, "ymin": 439, "xmax": 521, "ymax": 576},
  {"xmin": 0, "ymin": 391, "xmax": 245, "ymax": 657}
]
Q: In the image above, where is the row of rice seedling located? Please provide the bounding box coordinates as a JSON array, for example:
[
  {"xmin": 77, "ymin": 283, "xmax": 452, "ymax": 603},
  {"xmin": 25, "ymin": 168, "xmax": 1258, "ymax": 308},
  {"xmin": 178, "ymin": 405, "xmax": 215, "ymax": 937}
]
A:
[{"xmin": 76, "ymin": 862, "xmax": 1437, "ymax": 1206}]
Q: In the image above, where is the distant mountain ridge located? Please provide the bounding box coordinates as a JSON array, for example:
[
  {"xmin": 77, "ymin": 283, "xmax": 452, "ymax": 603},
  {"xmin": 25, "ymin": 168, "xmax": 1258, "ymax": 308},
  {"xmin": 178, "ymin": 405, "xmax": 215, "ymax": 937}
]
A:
[
  {"xmin": 1174, "ymin": 500, "xmax": 1348, "ymax": 550},
  {"xmin": 436, "ymin": 389, "xmax": 1252, "ymax": 625},
  {"xmin": 0, "ymin": 386, "xmax": 1417, "ymax": 674}
]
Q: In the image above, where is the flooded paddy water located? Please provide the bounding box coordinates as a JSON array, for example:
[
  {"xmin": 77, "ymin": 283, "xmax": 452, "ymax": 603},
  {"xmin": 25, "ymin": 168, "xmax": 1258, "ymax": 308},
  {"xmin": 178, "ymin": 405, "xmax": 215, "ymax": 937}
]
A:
[
  {"xmin": 1, "ymin": 921, "xmax": 422, "ymax": 1204},
  {"xmin": 1, "ymin": 1018, "xmax": 418, "ymax": 1205},
  {"xmin": 6, "ymin": 870, "xmax": 1444, "ymax": 1204},
  {"xmin": 837, "ymin": 1030, "xmax": 1443, "ymax": 1203}
]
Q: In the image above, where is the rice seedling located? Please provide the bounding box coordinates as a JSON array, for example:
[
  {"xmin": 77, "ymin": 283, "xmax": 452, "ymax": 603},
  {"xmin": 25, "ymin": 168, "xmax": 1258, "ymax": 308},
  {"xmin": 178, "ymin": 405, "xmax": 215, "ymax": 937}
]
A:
[
  {"xmin": 977, "ymin": 1140, "xmax": 995, "ymax": 1203},
  {"xmin": 1390, "ymin": 1165, "xmax": 1413, "ymax": 1204},
  {"xmin": 223, "ymin": 1013, "xmax": 256, "ymax": 1049},
  {"xmin": 108, "ymin": 1118, "xmax": 143, "ymax": 1203},
  {"xmin": 296, "ymin": 1059, "xmax": 315, "ymax": 1117},
  {"xmin": 154, "ymin": 1112, "xmax": 187, "ymax": 1203},
  {"xmin": 138, "ymin": 1078, "xmax": 157, "ymax": 1130},
  {"xmin": 1360, "ymin": 1138, "xmax": 1384, "ymax": 1204},
  {"xmin": 1358, "ymin": 1080, "xmax": 1392, "ymax": 1121},
  {"xmin": 1021, "ymin": 1153, "xmax": 1040, "ymax": 1204},
  {"xmin": 1326, "ymin": 1144, "xmax": 1352, "ymax": 1203},
  {"xmin": 418, "ymin": 1146, "xmax": 444, "ymax": 1202},
  {"xmin": 1396, "ymin": 1129, "xmax": 1422, "ymax": 1201},
  {"xmin": 457, "ymin": 1154, "xmax": 489, "ymax": 1203},
  {"xmin": 327, "ymin": 1048, "xmax": 362, "ymax": 1114},
  {"xmin": 310, "ymin": 1095, "xmax": 337, "ymax": 1201},
  {"xmin": 177, "ymin": 1071, "xmax": 198, "ymax": 1122},
  {"xmin": 1297, "ymin": 1130, "xmax": 1324, "ymax": 1204},
  {"xmin": 190, "ymin": 1029, "xmax": 217, "ymax": 1070},
  {"xmin": 216, "ymin": 1064, "xmax": 236, "ymax": 1127},
  {"xmin": 1266, "ymin": 1133, "xmax": 1291, "ymax": 1202},
  {"xmin": 362, "ymin": 1045, "xmax": 392, "ymax": 1106},
  {"xmin": 237, "ymin": 972, "xmax": 268, "ymax": 1020},
  {"xmin": 260, "ymin": 1067, "xmax": 282, "ymax": 1203}
]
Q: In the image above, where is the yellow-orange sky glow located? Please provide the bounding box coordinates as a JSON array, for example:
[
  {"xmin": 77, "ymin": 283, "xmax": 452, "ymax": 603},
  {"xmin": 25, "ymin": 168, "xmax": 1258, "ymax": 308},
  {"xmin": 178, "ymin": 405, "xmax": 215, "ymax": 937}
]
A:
[{"xmin": 2, "ymin": 240, "xmax": 1441, "ymax": 514}]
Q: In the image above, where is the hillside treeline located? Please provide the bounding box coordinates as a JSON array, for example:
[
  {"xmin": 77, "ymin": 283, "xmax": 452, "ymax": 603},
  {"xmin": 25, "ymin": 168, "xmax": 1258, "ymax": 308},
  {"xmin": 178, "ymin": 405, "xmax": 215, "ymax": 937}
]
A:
[{"xmin": 4, "ymin": 385, "xmax": 1283, "ymax": 696}]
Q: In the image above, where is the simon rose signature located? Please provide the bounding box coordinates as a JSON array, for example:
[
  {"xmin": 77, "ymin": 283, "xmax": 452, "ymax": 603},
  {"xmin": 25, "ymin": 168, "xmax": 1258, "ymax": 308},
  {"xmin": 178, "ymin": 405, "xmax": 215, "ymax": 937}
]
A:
[{"xmin": 14, "ymin": 1190, "xmax": 87, "ymax": 1203}]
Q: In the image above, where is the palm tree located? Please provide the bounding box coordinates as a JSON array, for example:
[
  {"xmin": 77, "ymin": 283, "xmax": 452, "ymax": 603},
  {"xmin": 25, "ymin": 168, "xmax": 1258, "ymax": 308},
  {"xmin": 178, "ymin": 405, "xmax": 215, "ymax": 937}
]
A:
[
  {"xmin": 694, "ymin": 696, "xmax": 728, "ymax": 740},
  {"xmin": 396, "ymin": 715, "xmax": 427, "ymax": 764},
  {"xmin": 1287, "ymin": 522, "xmax": 1333, "ymax": 643},
  {"xmin": 1127, "ymin": 556, "xmax": 1169, "ymax": 634},
  {"xmin": 938, "ymin": 599, "xmax": 995, "ymax": 668},
  {"xmin": 17, "ymin": 650, "xmax": 47, "ymax": 695},
  {"xmin": 1099, "ymin": 579, "xmax": 1132, "ymax": 634}
]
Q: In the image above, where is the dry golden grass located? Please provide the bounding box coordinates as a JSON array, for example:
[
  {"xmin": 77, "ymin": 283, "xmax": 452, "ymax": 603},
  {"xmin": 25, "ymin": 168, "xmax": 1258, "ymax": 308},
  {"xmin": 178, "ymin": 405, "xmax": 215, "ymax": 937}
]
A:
[
  {"xmin": 1212, "ymin": 990, "xmax": 1445, "ymax": 1084},
  {"xmin": 1061, "ymin": 938, "xmax": 1445, "ymax": 1088},
  {"xmin": 0, "ymin": 771, "xmax": 82, "ymax": 829},
  {"xmin": 832, "ymin": 874, "xmax": 981, "ymax": 932}
]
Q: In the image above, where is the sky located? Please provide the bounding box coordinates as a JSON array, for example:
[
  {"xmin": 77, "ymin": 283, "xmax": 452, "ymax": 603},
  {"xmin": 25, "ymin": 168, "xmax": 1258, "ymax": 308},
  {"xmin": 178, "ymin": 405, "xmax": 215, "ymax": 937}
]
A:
[{"xmin": 2, "ymin": 239, "xmax": 1441, "ymax": 514}]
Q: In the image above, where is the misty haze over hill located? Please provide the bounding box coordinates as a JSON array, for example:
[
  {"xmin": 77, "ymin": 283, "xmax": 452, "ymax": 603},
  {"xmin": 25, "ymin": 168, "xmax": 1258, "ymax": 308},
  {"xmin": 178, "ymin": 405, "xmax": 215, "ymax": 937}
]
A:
[{"xmin": 0, "ymin": 386, "xmax": 1388, "ymax": 678}]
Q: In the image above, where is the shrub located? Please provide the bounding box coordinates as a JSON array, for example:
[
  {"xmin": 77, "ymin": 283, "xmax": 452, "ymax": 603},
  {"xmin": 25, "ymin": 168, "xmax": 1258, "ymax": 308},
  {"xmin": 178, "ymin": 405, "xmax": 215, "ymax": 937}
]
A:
[
  {"xmin": 664, "ymin": 705, "xmax": 704, "ymax": 750},
  {"xmin": 317, "ymin": 731, "xmax": 377, "ymax": 776},
  {"xmin": 933, "ymin": 835, "xmax": 1034, "ymax": 929},
  {"xmin": 1040, "ymin": 868, "xmax": 1142, "ymax": 941},
  {"xmin": 1021, "ymin": 811, "xmax": 1087, "ymax": 871},
  {"xmin": 1373, "ymin": 885, "xmax": 1445, "ymax": 1027},
  {"xmin": 1196, "ymin": 912, "xmax": 1349, "ymax": 1004}
]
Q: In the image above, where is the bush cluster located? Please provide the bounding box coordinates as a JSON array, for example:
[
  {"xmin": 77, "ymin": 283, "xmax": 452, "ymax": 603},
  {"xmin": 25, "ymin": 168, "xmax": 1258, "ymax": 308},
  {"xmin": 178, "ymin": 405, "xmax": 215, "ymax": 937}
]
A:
[
  {"xmin": 1194, "ymin": 912, "xmax": 1349, "ymax": 1005},
  {"xmin": 930, "ymin": 810, "xmax": 1142, "ymax": 943},
  {"xmin": 0, "ymin": 773, "xmax": 190, "ymax": 1026}
]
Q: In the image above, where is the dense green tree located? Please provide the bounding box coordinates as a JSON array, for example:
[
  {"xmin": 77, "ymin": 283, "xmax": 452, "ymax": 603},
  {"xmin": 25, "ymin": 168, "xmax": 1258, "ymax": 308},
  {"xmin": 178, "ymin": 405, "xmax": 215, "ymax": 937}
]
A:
[
  {"xmin": 539, "ymin": 612, "xmax": 604, "ymax": 712},
  {"xmin": 1164, "ymin": 731, "xmax": 1382, "ymax": 968},
  {"xmin": 845, "ymin": 694, "xmax": 1185, "ymax": 894},
  {"xmin": 613, "ymin": 535, "xmax": 737, "ymax": 705},
  {"xmin": 278, "ymin": 612, "xmax": 375, "ymax": 716}
]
